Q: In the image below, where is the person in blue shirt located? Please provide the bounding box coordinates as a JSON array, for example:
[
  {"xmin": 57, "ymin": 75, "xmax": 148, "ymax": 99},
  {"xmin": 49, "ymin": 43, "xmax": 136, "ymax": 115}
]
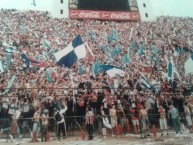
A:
[{"xmin": 169, "ymin": 105, "xmax": 181, "ymax": 135}]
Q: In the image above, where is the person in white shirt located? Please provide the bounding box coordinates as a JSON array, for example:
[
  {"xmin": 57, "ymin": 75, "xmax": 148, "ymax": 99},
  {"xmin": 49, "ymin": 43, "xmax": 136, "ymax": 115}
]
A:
[
  {"xmin": 184, "ymin": 103, "xmax": 192, "ymax": 132},
  {"xmin": 55, "ymin": 103, "xmax": 68, "ymax": 141}
]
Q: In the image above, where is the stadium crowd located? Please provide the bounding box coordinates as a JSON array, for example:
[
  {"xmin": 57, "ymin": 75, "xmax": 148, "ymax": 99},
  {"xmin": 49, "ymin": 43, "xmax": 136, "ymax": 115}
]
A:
[{"xmin": 0, "ymin": 9, "xmax": 193, "ymax": 140}]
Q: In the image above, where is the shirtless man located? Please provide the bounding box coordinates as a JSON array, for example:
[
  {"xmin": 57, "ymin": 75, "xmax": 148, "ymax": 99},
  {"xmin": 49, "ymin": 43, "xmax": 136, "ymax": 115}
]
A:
[
  {"xmin": 110, "ymin": 105, "xmax": 117, "ymax": 136},
  {"xmin": 158, "ymin": 105, "xmax": 168, "ymax": 136},
  {"xmin": 139, "ymin": 105, "xmax": 150, "ymax": 138},
  {"xmin": 32, "ymin": 107, "xmax": 41, "ymax": 141}
]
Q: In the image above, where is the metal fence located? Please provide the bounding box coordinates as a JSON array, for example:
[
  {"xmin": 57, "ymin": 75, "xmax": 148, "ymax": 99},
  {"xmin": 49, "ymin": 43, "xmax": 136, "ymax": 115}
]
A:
[{"xmin": 0, "ymin": 113, "xmax": 191, "ymax": 141}]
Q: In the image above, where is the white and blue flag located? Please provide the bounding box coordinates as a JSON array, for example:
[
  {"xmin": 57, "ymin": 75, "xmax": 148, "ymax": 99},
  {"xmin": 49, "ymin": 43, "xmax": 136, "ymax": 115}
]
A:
[
  {"xmin": 99, "ymin": 64, "xmax": 125, "ymax": 78},
  {"xmin": 92, "ymin": 61, "xmax": 99, "ymax": 77},
  {"xmin": 167, "ymin": 57, "xmax": 181, "ymax": 80},
  {"xmin": 0, "ymin": 74, "xmax": 17, "ymax": 95},
  {"xmin": 184, "ymin": 54, "xmax": 193, "ymax": 75},
  {"xmin": 54, "ymin": 35, "xmax": 86, "ymax": 68},
  {"xmin": 3, "ymin": 46, "xmax": 18, "ymax": 54},
  {"xmin": 0, "ymin": 60, "xmax": 5, "ymax": 73},
  {"xmin": 140, "ymin": 74, "xmax": 155, "ymax": 92}
]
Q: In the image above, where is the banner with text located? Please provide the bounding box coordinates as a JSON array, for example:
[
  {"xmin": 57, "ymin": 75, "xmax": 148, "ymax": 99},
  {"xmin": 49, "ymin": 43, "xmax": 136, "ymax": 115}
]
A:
[{"xmin": 69, "ymin": 10, "xmax": 140, "ymax": 21}]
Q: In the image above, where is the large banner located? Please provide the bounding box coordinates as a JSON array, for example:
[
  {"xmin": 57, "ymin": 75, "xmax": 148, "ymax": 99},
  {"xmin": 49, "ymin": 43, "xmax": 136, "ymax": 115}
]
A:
[{"xmin": 69, "ymin": 10, "xmax": 140, "ymax": 21}]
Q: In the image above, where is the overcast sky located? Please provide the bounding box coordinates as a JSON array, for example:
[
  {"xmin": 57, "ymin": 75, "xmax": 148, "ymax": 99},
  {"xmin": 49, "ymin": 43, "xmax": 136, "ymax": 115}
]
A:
[
  {"xmin": 0, "ymin": 0, "xmax": 53, "ymax": 11},
  {"xmin": 150, "ymin": 0, "xmax": 193, "ymax": 17}
]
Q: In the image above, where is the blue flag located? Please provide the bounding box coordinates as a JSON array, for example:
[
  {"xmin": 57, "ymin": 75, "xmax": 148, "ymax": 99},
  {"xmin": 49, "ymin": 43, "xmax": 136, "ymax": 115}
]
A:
[
  {"xmin": 78, "ymin": 64, "xmax": 84, "ymax": 74},
  {"xmin": 92, "ymin": 61, "xmax": 98, "ymax": 77},
  {"xmin": 46, "ymin": 70, "xmax": 52, "ymax": 83},
  {"xmin": 99, "ymin": 64, "xmax": 125, "ymax": 78},
  {"xmin": 139, "ymin": 44, "xmax": 144, "ymax": 56},
  {"xmin": 21, "ymin": 53, "xmax": 30, "ymax": 67},
  {"xmin": 6, "ymin": 54, "xmax": 11, "ymax": 68},
  {"xmin": 20, "ymin": 23, "xmax": 26, "ymax": 34},
  {"xmin": 140, "ymin": 74, "xmax": 155, "ymax": 92},
  {"xmin": 168, "ymin": 61, "xmax": 173, "ymax": 80}
]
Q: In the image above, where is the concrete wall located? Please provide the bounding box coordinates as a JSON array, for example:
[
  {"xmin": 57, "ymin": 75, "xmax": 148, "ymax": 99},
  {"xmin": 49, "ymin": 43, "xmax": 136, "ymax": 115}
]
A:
[
  {"xmin": 137, "ymin": 0, "xmax": 155, "ymax": 21},
  {"xmin": 51, "ymin": 0, "xmax": 69, "ymax": 18}
]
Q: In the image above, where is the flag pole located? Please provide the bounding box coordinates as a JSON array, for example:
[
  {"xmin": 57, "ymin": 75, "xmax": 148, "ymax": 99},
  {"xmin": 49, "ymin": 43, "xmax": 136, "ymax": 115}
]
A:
[
  {"xmin": 129, "ymin": 27, "xmax": 134, "ymax": 41},
  {"xmin": 85, "ymin": 42, "xmax": 94, "ymax": 58}
]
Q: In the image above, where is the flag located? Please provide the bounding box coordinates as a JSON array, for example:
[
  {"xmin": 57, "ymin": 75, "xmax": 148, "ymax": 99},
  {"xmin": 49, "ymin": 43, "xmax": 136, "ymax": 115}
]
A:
[
  {"xmin": 21, "ymin": 53, "xmax": 30, "ymax": 67},
  {"xmin": 85, "ymin": 42, "xmax": 94, "ymax": 57},
  {"xmin": 112, "ymin": 30, "xmax": 118, "ymax": 40},
  {"xmin": 0, "ymin": 74, "xmax": 17, "ymax": 95},
  {"xmin": 6, "ymin": 54, "xmax": 11, "ymax": 68},
  {"xmin": 54, "ymin": 35, "xmax": 86, "ymax": 68},
  {"xmin": 139, "ymin": 44, "xmax": 144, "ymax": 57},
  {"xmin": 78, "ymin": 64, "xmax": 84, "ymax": 74},
  {"xmin": 3, "ymin": 46, "xmax": 18, "ymax": 53},
  {"xmin": 92, "ymin": 61, "xmax": 98, "ymax": 77},
  {"xmin": 46, "ymin": 69, "xmax": 52, "ymax": 83},
  {"xmin": 167, "ymin": 57, "xmax": 181, "ymax": 80},
  {"xmin": 152, "ymin": 45, "xmax": 159, "ymax": 57},
  {"xmin": 102, "ymin": 116, "xmax": 112, "ymax": 129},
  {"xmin": 129, "ymin": 27, "xmax": 134, "ymax": 41},
  {"xmin": 21, "ymin": 53, "xmax": 44, "ymax": 68},
  {"xmin": 99, "ymin": 65, "xmax": 125, "ymax": 78},
  {"xmin": 20, "ymin": 23, "xmax": 26, "ymax": 34},
  {"xmin": 140, "ymin": 74, "xmax": 155, "ymax": 91},
  {"xmin": 31, "ymin": 0, "xmax": 36, "ymax": 6},
  {"xmin": 102, "ymin": 80, "xmax": 112, "ymax": 93},
  {"xmin": 0, "ymin": 60, "xmax": 5, "ymax": 73},
  {"xmin": 185, "ymin": 54, "xmax": 193, "ymax": 75},
  {"xmin": 168, "ymin": 61, "xmax": 173, "ymax": 80}
]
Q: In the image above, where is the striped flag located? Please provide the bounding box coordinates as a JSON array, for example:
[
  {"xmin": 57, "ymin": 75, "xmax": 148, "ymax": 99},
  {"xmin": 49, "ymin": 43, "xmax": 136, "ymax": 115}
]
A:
[
  {"xmin": 140, "ymin": 74, "xmax": 155, "ymax": 92},
  {"xmin": 167, "ymin": 57, "xmax": 181, "ymax": 80}
]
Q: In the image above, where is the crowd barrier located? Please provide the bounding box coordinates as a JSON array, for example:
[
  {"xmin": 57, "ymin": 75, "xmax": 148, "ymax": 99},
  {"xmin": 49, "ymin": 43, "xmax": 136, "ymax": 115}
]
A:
[{"xmin": 0, "ymin": 113, "xmax": 192, "ymax": 141}]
